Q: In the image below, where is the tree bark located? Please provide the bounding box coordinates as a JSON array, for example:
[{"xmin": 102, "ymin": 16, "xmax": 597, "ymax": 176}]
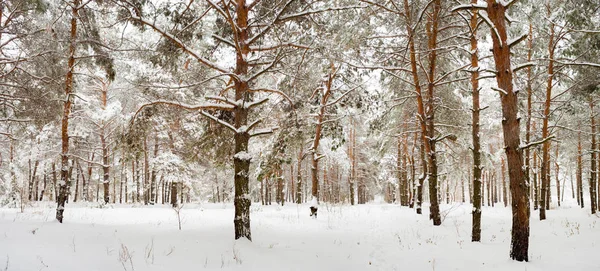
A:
[
  {"xmin": 540, "ymin": 11, "xmax": 555, "ymax": 220},
  {"xmin": 525, "ymin": 23, "xmax": 533, "ymax": 209},
  {"xmin": 232, "ymin": 0, "xmax": 252, "ymax": 240},
  {"xmin": 470, "ymin": 0, "xmax": 482, "ymax": 242},
  {"xmin": 56, "ymin": 0, "xmax": 80, "ymax": 223},
  {"xmin": 589, "ymin": 99, "xmax": 597, "ymax": 214},
  {"xmin": 486, "ymin": 0, "xmax": 529, "ymax": 261}
]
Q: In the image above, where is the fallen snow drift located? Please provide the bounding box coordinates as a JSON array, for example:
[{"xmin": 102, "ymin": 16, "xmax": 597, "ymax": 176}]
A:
[{"xmin": 0, "ymin": 202, "xmax": 598, "ymax": 271}]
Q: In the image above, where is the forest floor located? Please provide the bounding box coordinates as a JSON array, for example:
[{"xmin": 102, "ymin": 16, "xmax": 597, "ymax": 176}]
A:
[{"xmin": 0, "ymin": 200, "xmax": 598, "ymax": 271}]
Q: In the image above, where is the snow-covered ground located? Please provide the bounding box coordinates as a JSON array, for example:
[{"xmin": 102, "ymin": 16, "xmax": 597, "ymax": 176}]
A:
[{"xmin": 0, "ymin": 201, "xmax": 598, "ymax": 271}]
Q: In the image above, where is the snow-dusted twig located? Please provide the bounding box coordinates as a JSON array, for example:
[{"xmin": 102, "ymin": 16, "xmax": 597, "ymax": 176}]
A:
[
  {"xmin": 491, "ymin": 86, "xmax": 508, "ymax": 95},
  {"xmin": 200, "ymin": 111, "xmax": 237, "ymax": 133},
  {"xmin": 129, "ymin": 15, "xmax": 228, "ymax": 73},
  {"xmin": 520, "ymin": 136, "xmax": 555, "ymax": 150}
]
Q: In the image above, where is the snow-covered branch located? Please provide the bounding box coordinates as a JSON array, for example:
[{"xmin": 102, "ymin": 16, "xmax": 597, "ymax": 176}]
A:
[
  {"xmin": 129, "ymin": 15, "xmax": 228, "ymax": 73},
  {"xmin": 132, "ymin": 100, "xmax": 235, "ymax": 124},
  {"xmin": 520, "ymin": 136, "xmax": 555, "ymax": 150},
  {"xmin": 200, "ymin": 110, "xmax": 237, "ymax": 133}
]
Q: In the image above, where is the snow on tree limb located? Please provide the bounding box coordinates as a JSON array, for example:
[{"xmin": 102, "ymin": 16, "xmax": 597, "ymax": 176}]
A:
[
  {"xmin": 520, "ymin": 136, "xmax": 555, "ymax": 150},
  {"xmin": 250, "ymin": 127, "xmax": 278, "ymax": 137},
  {"xmin": 132, "ymin": 100, "xmax": 235, "ymax": 126},
  {"xmin": 243, "ymin": 97, "xmax": 270, "ymax": 109},
  {"xmin": 278, "ymin": 6, "xmax": 367, "ymax": 23},
  {"xmin": 451, "ymin": 3, "xmax": 488, "ymax": 13},
  {"xmin": 553, "ymin": 60, "xmax": 600, "ymax": 69},
  {"xmin": 479, "ymin": 14, "xmax": 502, "ymax": 46},
  {"xmin": 508, "ymin": 33, "xmax": 528, "ymax": 48},
  {"xmin": 129, "ymin": 15, "xmax": 229, "ymax": 73},
  {"xmin": 491, "ymin": 86, "xmax": 508, "ymax": 95},
  {"xmin": 205, "ymin": 95, "xmax": 241, "ymax": 107},
  {"xmin": 250, "ymin": 43, "xmax": 311, "ymax": 52},
  {"xmin": 513, "ymin": 62, "xmax": 535, "ymax": 73},
  {"xmin": 248, "ymin": 88, "xmax": 293, "ymax": 106},
  {"xmin": 499, "ymin": 0, "xmax": 518, "ymax": 8},
  {"xmin": 200, "ymin": 110, "xmax": 237, "ymax": 133}
]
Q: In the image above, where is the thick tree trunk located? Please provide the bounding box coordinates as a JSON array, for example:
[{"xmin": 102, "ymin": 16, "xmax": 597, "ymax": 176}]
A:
[
  {"xmin": 486, "ymin": 1, "xmax": 529, "ymax": 261},
  {"xmin": 232, "ymin": 1, "xmax": 252, "ymax": 240},
  {"xmin": 56, "ymin": 0, "xmax": 79, "ymax": 223}
]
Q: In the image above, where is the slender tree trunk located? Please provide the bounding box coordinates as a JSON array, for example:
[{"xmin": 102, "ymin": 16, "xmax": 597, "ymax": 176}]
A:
[
  {"xmin": 540, "ymin": 13, "xmax": 555, "ymax": 220},
  {"xmin": 296, "ymin": 147, "xmax": 303, "ymax": 204},
  {"xmin": 533, "ymin": 151, "xmax": 539, "ymax": 210},
  {"xmin": 85, "ymin": 153, "xmax": 94, "ymax": 201},
  {"xmin": 101, "ymin": 131, "xmax": 110, "ymax": 204},
  {"xmin": 74, "ymin": 162, "xmax": 81, "ymax": 202},
  {"xmin": 525, "ymin": 22, "xmax": 533, "ymax": 209},
  {"xmin": 39, "ymin": 170, "xmax": 48, "ymax": 201},
  {"xmin": 150, "ymin": 134, "xmax": 158, "ymax": 204},
  {"xmin": 555, "ymin": 143, "xmax": 560, "ymax": 207},
  {"xmin": 417, "ymin": 140, "xmax": 425, "ymax": 214},
  {"xmin": 349, "ymin": 123, "xmax": 356, "ymax": 205},
  {"xmin": 423, "ymin": 0, "xmax": 442, "ymax": 226},
  {"xmin": 486, "ymin": 1, "xmax": 529, "ymax": 261},
  {"xmin": 590, "ymin": 100, "xmax": 597, "ymax": 214},
  {"xmin": 470, "ymin": 0, "xmax": 482, "ymax": 241},
  {"xmin": 56, "ymin": 0, "xmax": 80, "ymax": 223},
  {"xmin": 502, "ymin": 158, "xmax": 508, "ymax": 207},
  {"xmin": 143, "ymin": 137, "xmax": 149, "ymax": 205}
]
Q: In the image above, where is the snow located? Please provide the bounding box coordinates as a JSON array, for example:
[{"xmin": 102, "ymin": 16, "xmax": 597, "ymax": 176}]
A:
[
  {"xmin": 234, "ymin": 151, "xmax": 253, "ymax": 161},
  {"xmin": 0, "ymin": 202, "xmax": 598, "ymax": 271}
]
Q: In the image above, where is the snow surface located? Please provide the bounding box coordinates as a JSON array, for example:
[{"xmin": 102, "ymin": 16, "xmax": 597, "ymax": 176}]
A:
[{"xmin": 0, "ymin": 201, "xmax": 598, "ymax": 271}]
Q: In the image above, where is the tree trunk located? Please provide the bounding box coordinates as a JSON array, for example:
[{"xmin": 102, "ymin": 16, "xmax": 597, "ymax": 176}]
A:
[
  {"xmin": 525, "ymin": 22, "xmax": 533, "ymax": 210},
  {"xmin": 85, "ymin": 153, "xmax": 94, "ymax": 201},
  {"xmin": 540, "ymin": 16, "xmax": 555, "ymax": 220},
  {"xmin": 150, "ymin": 134, "xmax": 158, "ymax": 204},
  {"xmin": 170, "ymin": 182, "xmax": 178, "ymax": 207},
  {"xmin": 296, "ymin": 147, "xmax": 303, "ymax": 204},
  {"xmin": 349, "ymin": 123, "xmax": 356, "ymax": 205},
  {"xmin": 143, "ymin": 137, "xmax": 149, "ymax": 204},
  {"xmin": 502, "ymin": 158, "xmax": 508, "ymax": 207},
  {"xmin": 74, "ymin": 162, "xmax": 81, "ymax": 202},
  {"xmin": 590, "ymin": 100, "xmax": 598, "ymax": 214},
  {"xmin": 232, "ymin": 1, "xmax": 252, "ymax": 240},
  {"xmin": 486, "ymin": 0, "xmax": 529, "ymax": 261},
  {"xmin": 555, "ymin": 143, "xmax": 560, "ymax": 207},
  {"xmin": 56, "ymin": 0, "xmax": 79, "ymax": 223},
  {"xmin": 101, "ymin": 131, "xmax": 110, "ymax": 204},
  {"xmin": 417, "ymin": 140, "xmax": 425, "ymax": 214},
  {"xmin": 470, "ymin": 0, "xmax": 482, "ymax": 241}
]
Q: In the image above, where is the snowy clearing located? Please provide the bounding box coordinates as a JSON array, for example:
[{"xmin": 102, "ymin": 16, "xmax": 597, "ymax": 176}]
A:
[{"xmin": 1, "ymin": 202, "xmax": 598, "ymax": 271}]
